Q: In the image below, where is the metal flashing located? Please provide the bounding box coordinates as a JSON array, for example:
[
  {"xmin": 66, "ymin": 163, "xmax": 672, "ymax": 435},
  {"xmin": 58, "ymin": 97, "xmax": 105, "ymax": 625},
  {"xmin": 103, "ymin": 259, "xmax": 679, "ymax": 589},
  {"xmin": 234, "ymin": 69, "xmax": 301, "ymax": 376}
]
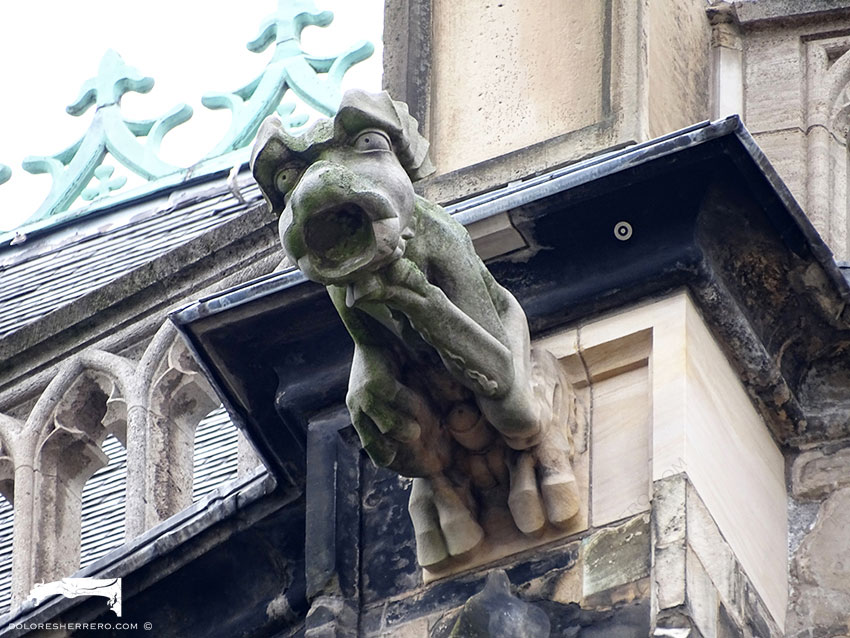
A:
[{"xmin": 169, "ymin": 115, "xmax": 764, "ymax": 327}]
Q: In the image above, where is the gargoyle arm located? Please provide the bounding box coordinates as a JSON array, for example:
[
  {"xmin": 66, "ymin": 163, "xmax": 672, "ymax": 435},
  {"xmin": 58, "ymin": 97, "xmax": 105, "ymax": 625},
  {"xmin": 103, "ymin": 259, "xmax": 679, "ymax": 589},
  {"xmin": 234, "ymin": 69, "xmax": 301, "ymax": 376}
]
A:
[
  {"xmin": 346, "ymin": 258, "xmax": 515, "ymax": 399},
  {"xmin": 328, "ymin": 285, "xmax": 444, "ymax": 474}
]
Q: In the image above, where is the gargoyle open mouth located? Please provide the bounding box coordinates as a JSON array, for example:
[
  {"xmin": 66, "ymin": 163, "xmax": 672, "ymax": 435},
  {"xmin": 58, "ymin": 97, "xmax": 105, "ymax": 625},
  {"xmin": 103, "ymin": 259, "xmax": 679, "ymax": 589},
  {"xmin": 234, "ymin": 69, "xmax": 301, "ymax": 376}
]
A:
[{"xmin": 302, "ymin": 203, "xmax": 377, "ymax": 278}]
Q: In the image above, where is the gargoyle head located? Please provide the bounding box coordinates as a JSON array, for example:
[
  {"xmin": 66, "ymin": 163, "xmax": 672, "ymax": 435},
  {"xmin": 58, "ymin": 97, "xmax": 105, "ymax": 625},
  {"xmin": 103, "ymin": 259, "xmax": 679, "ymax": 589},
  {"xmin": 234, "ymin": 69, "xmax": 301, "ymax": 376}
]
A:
[{"xmin": 251, "ymin": 90, "xmax": 435, "ymax": 285}]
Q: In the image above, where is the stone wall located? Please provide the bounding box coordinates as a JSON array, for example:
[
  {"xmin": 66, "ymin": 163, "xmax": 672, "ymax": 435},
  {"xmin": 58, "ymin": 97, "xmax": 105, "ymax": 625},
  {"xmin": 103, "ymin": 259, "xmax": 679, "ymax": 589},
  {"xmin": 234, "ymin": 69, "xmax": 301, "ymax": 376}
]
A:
[
  {"xmin": 385, "ymin": 0, "xmax": 850, "ymax": 264},
  {"xmin": 734, "ymin": 1, "xmax": 850, "ymax": 260},
  {"xmin": 786, "ymin": 444, "xmax": 850, "ymax": 636},
  {"xmin": 304, "ymin": 292, "xmax": 787, "ymax": 637},
  {"xmin": 360, "ymin": 461, "xmax": 652, "ymax": 637},
  {"xmin": 384, "ymin": 0, "xmax": 712, "ymax": 205}
]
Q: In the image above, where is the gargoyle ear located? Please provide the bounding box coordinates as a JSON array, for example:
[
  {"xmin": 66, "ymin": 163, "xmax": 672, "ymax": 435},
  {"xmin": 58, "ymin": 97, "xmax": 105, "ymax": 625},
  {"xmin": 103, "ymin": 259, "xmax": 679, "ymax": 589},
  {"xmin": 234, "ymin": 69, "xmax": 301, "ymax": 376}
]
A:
[
  {"xmin": 336, "ymin": 90, "xmax": 436, "ymax": 182},
  {"xmin": 390, "ymin": 98, "xmax": 435, "ymax": 181},
  {"xmin": 251, "ymin": 117, "xmax": 290, "ymax": 214}
]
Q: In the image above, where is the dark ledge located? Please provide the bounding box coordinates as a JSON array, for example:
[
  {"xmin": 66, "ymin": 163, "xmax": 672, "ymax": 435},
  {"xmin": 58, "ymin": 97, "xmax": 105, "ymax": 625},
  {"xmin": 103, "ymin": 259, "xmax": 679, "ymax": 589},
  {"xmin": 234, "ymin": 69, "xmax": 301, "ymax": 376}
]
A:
[
  {"xmin": 0, "ymin": 470, "xmax": 308, "ymax": 638},
  {"xmin": 171, "ymin": 115, "xmax": 850, "ymax": 485}
]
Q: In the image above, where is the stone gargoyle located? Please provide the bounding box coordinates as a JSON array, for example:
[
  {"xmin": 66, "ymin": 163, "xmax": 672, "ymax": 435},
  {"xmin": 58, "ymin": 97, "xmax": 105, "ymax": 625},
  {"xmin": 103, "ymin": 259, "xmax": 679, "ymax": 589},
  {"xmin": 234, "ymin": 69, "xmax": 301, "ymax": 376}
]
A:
[{"xmin": 251, "ymin": 90, "xmax": 581, "ymax": 568}]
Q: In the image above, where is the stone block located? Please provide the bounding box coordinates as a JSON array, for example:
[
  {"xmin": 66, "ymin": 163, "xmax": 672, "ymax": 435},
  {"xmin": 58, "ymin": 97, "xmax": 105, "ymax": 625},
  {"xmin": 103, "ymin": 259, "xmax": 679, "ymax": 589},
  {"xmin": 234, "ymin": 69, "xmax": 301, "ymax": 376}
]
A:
[
  {"xmin": 792, "ymin": 444, "xmax": 850, "ymax": 499},
  {"xmin": 582, "ymin": 514, "xmax": 650, "ymax": 600},
  {"xmin": 541, "ymin": 293, "xmax": 787, "ymax": 624},
  {"xmin": 786, "ymin": 584, "xmax": 850, "ymax": 638},
  {"xmin": 788, "ymin": 485, "xmax": 850, "ymax": 635},
  {"xmin": 686, "ymin": 549, "xmax": 718, "ymax": 638},
  {"xmin": 368, "ymin": 542, "xmax": 580, "ymax": 632},
  {"xmin": 680, "ymin": 301, "xmax": 787, "ymax": 627},
  {"xmin": 652, "ymin": 474, "xmax": 688, "ymax": 612},
  {"xmin": 648, "ymin": 0, "xmax": 711, "ymax": 137},
  {"xmin": 508, "ymin": 541, "xmax": 581, "ymax": 605},
  {"xmin": 429, "ymin": 0, "xmax": 607, "ymax": 173},
  {"xmin": 654, "ymin": 545, "xmax": 687, "ymax": 612},
  {"xmin": 736, "ymin": 0, "xmax": 850, "ymax": 24},
  {"xmin": 742, "ymin": 581, "xmax": 783, "ymax": 638},
  {"xmin": 361, "ymin": 464, "xmax": 420, "ymax": 603},
  {"xmin": 685, "ymin": 484, "xmax": 742, "ymax": 621},
  {"xmin": 653, "ymin": 475, "xmax": 687, "ymax": 547},
  {"xmin": 376, "ymin": 617, "xmax": 430, "ymax": 638},
  {"xmin": 716, "ymin": 604, "xmax": 743, "ymax": 638},
  {"xmin": 793, "ymin": 487, "xmax": 850, "ymax": 592},
  {"xmin": 748, "ymin": 129, "xmax": 807, "ymax": 208},
  {"xmin": 742, "ymin": 29, "xmax": 806, "ymax": 133},
  {"xmin": 591, "ymin": 365, "xmax": 651, "ymax": 526}
]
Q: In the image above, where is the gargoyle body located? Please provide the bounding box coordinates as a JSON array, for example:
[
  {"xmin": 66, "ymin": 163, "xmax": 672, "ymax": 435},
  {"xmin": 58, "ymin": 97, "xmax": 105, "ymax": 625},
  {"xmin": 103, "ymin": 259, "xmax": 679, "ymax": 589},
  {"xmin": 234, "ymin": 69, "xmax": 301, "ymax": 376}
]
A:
[{"xmin": 252, "ymin": 90, "xmax": 580, "ymax": 568}]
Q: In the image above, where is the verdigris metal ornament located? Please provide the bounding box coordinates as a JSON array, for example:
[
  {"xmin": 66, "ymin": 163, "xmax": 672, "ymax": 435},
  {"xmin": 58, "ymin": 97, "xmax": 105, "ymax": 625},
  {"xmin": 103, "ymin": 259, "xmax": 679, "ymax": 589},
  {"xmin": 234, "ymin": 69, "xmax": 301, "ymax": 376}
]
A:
[
  {"xmin": 21, "ymin": 49, "xmax": 192, "ymax": 223},
  {"xmin": 202, "ymin": 0, "xmax": 374, "ymax": 157}
]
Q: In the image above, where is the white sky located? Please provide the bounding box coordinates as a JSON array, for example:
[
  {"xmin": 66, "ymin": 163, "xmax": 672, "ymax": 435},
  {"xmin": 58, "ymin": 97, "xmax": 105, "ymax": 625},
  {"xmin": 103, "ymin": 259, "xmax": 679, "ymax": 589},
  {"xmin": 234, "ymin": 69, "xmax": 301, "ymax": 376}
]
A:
[{"xmin": 0, "ymin": 1, "xmax": 384, "ymax": 231}]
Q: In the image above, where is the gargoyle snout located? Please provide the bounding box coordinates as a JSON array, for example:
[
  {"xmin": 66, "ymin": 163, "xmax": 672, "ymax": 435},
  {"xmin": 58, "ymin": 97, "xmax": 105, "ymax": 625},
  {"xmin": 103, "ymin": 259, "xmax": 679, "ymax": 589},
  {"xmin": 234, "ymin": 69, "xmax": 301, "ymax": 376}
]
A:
[{"xmin": 283, "ymin": 161, "xmax": 404, "ymax": 285}]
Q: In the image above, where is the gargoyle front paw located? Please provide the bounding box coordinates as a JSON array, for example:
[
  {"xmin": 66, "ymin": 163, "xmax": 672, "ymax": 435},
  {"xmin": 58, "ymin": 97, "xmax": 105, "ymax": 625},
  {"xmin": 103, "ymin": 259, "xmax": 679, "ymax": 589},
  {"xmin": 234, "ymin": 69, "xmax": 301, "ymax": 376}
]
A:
[{"xmin": 348, "ymin": 376, "xmax": 451, "ymax": 476}]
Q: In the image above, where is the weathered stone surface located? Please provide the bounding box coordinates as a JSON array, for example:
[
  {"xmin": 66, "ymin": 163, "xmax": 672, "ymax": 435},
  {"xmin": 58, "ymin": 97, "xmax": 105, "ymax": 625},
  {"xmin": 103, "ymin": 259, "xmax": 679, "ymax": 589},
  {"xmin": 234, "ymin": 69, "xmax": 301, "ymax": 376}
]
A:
[
  {"xmin": 651, "ymin": 476, "xmax": 687, "ymax": 611},
  {"xmin": 716, "ymin": 604, "xmax": 743, "ymax": 638},
  {"xmin": 787, "ymin": 487, "xmax": 850, "ymax": 636},
  {"xmin": 650, "ymin": 475, "xmax": 785, "ymax": 636},
  {"xmin": 738, "ymin": 6, "xmax": 850, "ymax": 259},
  {"xmin": 536, "ymin": 600, "xmax": 650, "ymax": 638},
  {"xmin": 582, "ymin": 514, "xmax": 650, "ymax": 600},
  {"xmin": 792, "ymin": 444, "xmax": 850, "ymax": 499},
  {"xmin": 429, "ymin": 0, "xmax": 606, "ymax": 173},
  {"xmin": 736, "ymin": 0, "xmax": 850, "ymax": 23},
  {"xmin": 685, "ymin": 483, "xmax": 741, "ymax": 620},
  {"xmin": 686, "ymin": 549, "xmax": 718, "ymax": 638},
  {"xmin": 648, "ymin": 0, "xmax": 711, "ymax": 137},
  {"xmin": 449, "ymin": 570, "xmax": 550, "ymax": 637},
  {"xmin": 428, "ymin": 600, "xmax": 650, "ymax": 638},
  {"xmin": 590, "ymin": 365, "xmax": 651, "ymax": 526},
  {"xmin": 361, "ymin": 463, "xmax": 419, "ymax": 603},
  {"xmin": 361, "ymin": 540, "xmax": 580, "ymax": 635},
  {"xmin": 748, "ymin": 129, "xmax": 807, "ymax": 206}
]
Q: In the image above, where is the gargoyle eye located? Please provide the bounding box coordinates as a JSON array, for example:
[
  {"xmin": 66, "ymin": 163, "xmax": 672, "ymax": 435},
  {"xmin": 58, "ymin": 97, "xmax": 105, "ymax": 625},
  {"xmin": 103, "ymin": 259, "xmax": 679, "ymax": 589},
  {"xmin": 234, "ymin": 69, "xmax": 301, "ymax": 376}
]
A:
[
  {"xmin": 274, "ymin": 165, "xmax": 301, "ymax": 196},
  {"xmin": 353, "ymin": 130, "xmax": 392, "ymax": 152}
]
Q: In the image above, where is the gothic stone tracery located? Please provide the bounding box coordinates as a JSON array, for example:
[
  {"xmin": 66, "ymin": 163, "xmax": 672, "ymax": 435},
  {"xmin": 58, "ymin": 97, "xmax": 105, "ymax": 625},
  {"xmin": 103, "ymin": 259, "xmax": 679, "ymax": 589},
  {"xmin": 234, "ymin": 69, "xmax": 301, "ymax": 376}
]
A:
[{"xmin": 0, "ymin": 323, "xmax": 224, "ymax": 606}]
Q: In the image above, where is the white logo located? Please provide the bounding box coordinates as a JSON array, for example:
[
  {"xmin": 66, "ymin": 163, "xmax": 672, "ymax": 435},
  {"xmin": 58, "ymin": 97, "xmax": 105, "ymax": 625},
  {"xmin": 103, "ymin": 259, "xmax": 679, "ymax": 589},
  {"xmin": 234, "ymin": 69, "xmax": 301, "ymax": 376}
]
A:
[{"xmin": 28, "ymin": 577, "xmax": 122, "ymax": 617}]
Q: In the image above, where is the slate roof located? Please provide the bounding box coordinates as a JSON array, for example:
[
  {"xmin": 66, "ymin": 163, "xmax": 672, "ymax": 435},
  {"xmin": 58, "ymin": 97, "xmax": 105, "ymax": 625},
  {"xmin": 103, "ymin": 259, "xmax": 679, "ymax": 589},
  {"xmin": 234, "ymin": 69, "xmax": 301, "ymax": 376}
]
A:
[{"xmin": 0, "ymin": 176, "xmax": 263, "ymax": 338}]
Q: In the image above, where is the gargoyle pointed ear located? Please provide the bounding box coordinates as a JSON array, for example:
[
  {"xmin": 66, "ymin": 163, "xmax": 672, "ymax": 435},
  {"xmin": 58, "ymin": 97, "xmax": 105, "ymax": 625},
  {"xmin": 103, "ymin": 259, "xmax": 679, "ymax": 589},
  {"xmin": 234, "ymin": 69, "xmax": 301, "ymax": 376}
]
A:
[
  {"xmin": 390, "ymin": 98, "xmax": 435, "ymax": 181},
  {"xmin": 251, "ymin": 117, "xmax": 290, "ymax": 214}
]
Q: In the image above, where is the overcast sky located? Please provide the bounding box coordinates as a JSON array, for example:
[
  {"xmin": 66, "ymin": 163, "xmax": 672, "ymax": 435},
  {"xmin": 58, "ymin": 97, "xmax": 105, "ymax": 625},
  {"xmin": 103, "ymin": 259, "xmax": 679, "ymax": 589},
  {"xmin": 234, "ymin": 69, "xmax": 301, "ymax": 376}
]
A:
[{"xmin": 0, "ymin": 1, "xmax": 383, "ymax": 231}]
